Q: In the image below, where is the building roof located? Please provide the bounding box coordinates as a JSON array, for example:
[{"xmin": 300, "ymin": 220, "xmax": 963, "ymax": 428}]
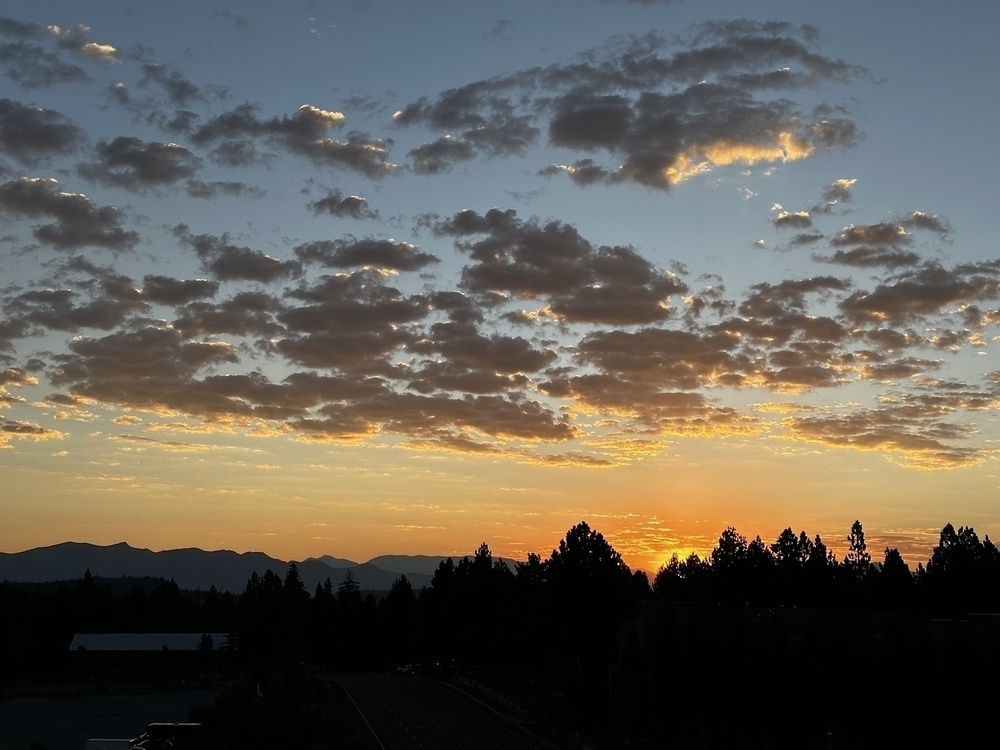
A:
[{"xmin": 69, "ymin": 633, "xmax": 230, "ymax": 652}]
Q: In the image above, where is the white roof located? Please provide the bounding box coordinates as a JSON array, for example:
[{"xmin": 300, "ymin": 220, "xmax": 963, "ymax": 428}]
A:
[{"xmin": 69, "ymin": 633, "xmax": 230, "ymax": 651}]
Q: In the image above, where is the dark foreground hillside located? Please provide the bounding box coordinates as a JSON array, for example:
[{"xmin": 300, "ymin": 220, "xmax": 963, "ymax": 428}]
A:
[{"xmin": 2, "ymin": 520, "xmax": 999, "ymax": 748}]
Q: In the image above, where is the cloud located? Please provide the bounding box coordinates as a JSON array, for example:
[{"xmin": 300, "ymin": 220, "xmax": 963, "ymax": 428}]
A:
[
  {"xmin": 0, "ymin": 99, "xmax": 84, "ymax": 164},
  {"xmin": 0, "ymin": 38, "xmax": 88, "ymax": 88},
  {"xmin": 787, "ymin": 232, "xmax": 824, "ymax": 247},
  {"xmin": 47, "ymin": 24, "xmax": 118, "ymax": 62},
  {"xmin": 815, "ymin": 246, "xmax": 921, "ymax": 269},
  {"xmin": 434, "ymin": 208, "xmax": 687, "ymax": 324},
  {"xmin": 0, "ymin": 18, "xmax": 46, "ymax": 40},
  {"xmin": 574, "ymin": 327, "xmax": 749, "ymax": 391},
  {"xmin": 193, "ymin": 103, "xmax": 397, "ymax": 177},
  {"xmin": 0, "ymin": 177, "xmax": 140, "ymax": 250},
  {"xmin": 0, "ymin": 418, "xmax": 63, "ymax": 447},
  {"xmin": 174, "ymin": 225, "xmax": 302, "ymax": 282},
  {"xmin": 832, "ymin": 221, "xmax": 910, "ymax": 247},
  {"xmin": 5, "ymin": 281, "xmax": 147, "ymax": 332},
  {"xmin": 185, "ymin": 180, "xmax": 263, "ymax": 200},
  {"xmin": 294, "ymin": 238, "xmax": 439, "ymax": 272},
  {"xmin": 113, "ymin": 434, "xmax": 213, "ymax": 452},
  {"xmin": 839, "ymin": 262, "xmax": 1000, "ymax": 325},
  {"xmin": 171, "ymin": 291, "xmax": 282, "ymax": 338},
  {"xmin": 50, "ymin": 326, "xmax": 240, "ymax": 413},
  {"xmin": 0, "ymin": 366, "xmax": 35, "ymax": 388},
  {"xmin": 142, "ymin": 275, "xmax": 220, "ymax": 306},
  {"xmin": 276, "ymin": 271, "xmax": 430, "ymax": 370},
  {"xmin": 78, "ymin": 136, "xmax": 201, "ymax": 190},
  {"xmin": 773, "ymin": 210, "xmax": 812, "ymax": 229},
  {"xmin": 408, "ymin": 136, "xmax": 478, "ymax": 174},
  {"xmin": 408, "ymin": 319, "xmax": 557, "ymax": 384},
  {"xmin": 0, "ymin": 11, "xmax": 992, "ymax": 474},
  {"xmin": 139, "ymin": 63, "xmax": 203, "ymax": 107},
  {"xmin": 823, "ymin": 177, "xmax": 856, "ymax": 203},
  {"xmin": 397, "ymin": 22, "xmax": 867, "ymax": 189},
  {"xmin": 308, "ymin": 190, "xmax": 379, "ymax": 220},
  {"xmin": 215, "ymin": 11, "xmax": 251, "ymax": 32},
  {"xmin": 295, "ymin": 391, "xmax": 573, "ymax": 444},
  {"xmin": 488, "ymin": 19, "xmax": 513, "ymax": 39},
  {"xmin": 900, "ymin": 210, "xmax": 951, "ymax": 237},
  {"xmin": 783, "ymin": 405, "xmax": 987, "ymax": 469}
]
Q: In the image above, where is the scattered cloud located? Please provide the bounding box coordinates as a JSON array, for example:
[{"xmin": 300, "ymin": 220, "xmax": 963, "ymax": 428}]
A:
[
  {"xmin": 308, "ymin": 190, "xmax": 379, "ymax": 220},
  {"xmin": 0, "ymin": 99, "xmax": 83, "ymax": 164},
  {"xmin": 0, "ymin": 177, "xmax": 140, "ymax": 250},
  {"xmin": 396, "ymin": 22, "xmax": 867, "ymax": 189},
  {"xmin": 78, "ymin": 136, "xmax": 202, "ymax": 190},
  {"xmin": 0, "ymin": 10, "xmax": 994, "ymax": 476}
]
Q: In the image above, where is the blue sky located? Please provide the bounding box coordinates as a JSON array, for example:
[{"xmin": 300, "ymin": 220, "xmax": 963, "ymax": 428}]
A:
[{"xmin": 1, "ymin": 1, "xmax": 998, "ymax": 569}]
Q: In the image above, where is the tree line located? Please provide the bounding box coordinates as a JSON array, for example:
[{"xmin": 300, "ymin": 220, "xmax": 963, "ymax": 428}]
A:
[{"xmin": 2, "ymin": 520, "xmax": 999, "ymax": 748}]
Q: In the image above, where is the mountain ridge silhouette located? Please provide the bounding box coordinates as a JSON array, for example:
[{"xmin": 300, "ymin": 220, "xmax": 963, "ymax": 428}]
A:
[{"xmin": 0, "ymin": 541, "xmax": 453, "ymax": 593}]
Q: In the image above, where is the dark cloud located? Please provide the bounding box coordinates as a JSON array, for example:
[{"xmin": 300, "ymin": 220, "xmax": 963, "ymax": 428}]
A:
[
  {"xmin": 185, "ymin": 180, "xmax": 263, "ymax": 199},
  {"xmin": 409, "ymin": 320, "xmax": 556, "ymax": 378},
  {"xmin": 0, "ymin": 18, "xmax": 46, "ymax": 40},
  {"xmin": 0, "ymin": 316, "xmax": 31, "ymax": 354},
  {"xmin": 193, "ymin": 103, "xmax": 396, "ymax": 177},
  {"xmin": 815, "ymin": 246, "xmax": 921, "ymax": 269},
  {"xmin": 1, "ymin": 418, "xmax": 62, "ymax": 445},
  {"xmin": 773, "ymin": 211, "xmax": 812, "ymax": 229},
  {"xmin": 0, "ymin": 99, "xmax": 84, "ymax": 164},
  {"xmin": 398, "ymin": 22, "xmax": 867, "ymax": 189},
  {"xmin": 0, "ymin": 11, "xmax": 991, "ymax": 472},
  {"xmin": 435, "ymin": 208, "xmax": 687, "ymax": 324},
  {"xmin": 549, "ymin": 95, "xmax": 632, "ymax": 151},
  {"xmin": 174, "ymin": 225, "xmax": 302, "ymax": 282},
  {"xmin": 297, "ymin": 390, "xmax": 573, "ymax": 443},
  {"xmin": 0, "ymin": 366, "xmax": 34, "ymax": 387},
  {"xmin": 0, "ymin": 177, "xmax": 140, "ymax": 250},
  {"xmin": 172, "ymin": 291, "xmax": 282, "ymax": 338},
  {"xmin": 787, "ymin": 232, "xmax": 824, "ymax": 247},
  {"xmin": 274, "ymin": 272, "xmax": 430, "ymax": 371},
  {"xmin": 408, "ymin": 136, "xmax": 477, "ymax": 174},
  {"xmin": 308, "ymin": 190, "xmax": 378, "ymax": 220},
  {"xmin": 738, "ymin": 276, "xmax": 851, "ymax": 318},
  {"xmin": 50, "ymin": 326, "xmax": 241, "ymax": 415},
  {"xmin": 107, "ymin": 81, "xmax": 131, "ymax": 107},
  {"xmin": 0, "ymin": 41, "xmax": 88, "ymax": 88},
  {"xmin": 294, "ymin": 238, "xmax": 439, "ymax": 272},
  {"xmin": 857, "ymin": 355, "xmax": 942, "ymax": 383},
  {"xmin": 538, "ymin": 159, "xmax": 621, "ymax": 187},
  {"xmin": 784, "ymin": 406, "xmax": 983, "ymax": 469},
  {"xmin": 900, "ymin": 210, "xmax": 951, "ymax": 237},
  {"xmin": 139, "ymin": 63, "xmax": 203, "ymax": 107},
  {"xmin": 78, "ymin": 136, "xmax": 201, "ymax": 190},
  {"xmin": 4, "ymin": 283, "xmax": 146, "ymax": 333},
  {"xmin": 822, "ymin": 177, "xmax": 855, "ymax": 204},
  {"xmin": 281, "ymin": 271, "xmax": 430, "ymax": 332},
  {"xmin": 142, "ymin": 275, "xmax": 220, "ymax": 306},
  {"xmin": 832, "ymin": 221, "xmax": 910, "ymax": 247},
  {"xmin": 575, "ymin": 327, "xmax": 749, "ymax": 391},
  {"xmin": 839, "ymin": 263, "xmax": 1000, "ymax": 325}
]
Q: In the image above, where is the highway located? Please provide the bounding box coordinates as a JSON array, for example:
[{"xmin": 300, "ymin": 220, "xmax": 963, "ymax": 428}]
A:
[{"xmin": 332, "ymin": 674, "xmax": 556, "ymax": 750}]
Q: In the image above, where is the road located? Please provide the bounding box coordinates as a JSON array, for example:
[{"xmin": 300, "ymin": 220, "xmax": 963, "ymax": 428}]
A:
[
  {"xmin": 332, "ymin": 674, "xmax": 556, "ymax": 750},
  {"xmin": 0, "ymin": 691, "xmax": 214, "ymax": 750}
]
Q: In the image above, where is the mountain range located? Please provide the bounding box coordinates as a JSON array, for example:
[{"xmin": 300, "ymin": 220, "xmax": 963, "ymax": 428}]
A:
[{"xmin": 0, "ymin": 542, "xmax": 464, "ymax": 593}]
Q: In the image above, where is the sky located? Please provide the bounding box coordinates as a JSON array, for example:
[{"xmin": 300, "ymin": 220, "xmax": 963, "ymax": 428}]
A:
[{"xmin": 1, "ymin": 1, "xmax": 999, "ymax": 573}]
